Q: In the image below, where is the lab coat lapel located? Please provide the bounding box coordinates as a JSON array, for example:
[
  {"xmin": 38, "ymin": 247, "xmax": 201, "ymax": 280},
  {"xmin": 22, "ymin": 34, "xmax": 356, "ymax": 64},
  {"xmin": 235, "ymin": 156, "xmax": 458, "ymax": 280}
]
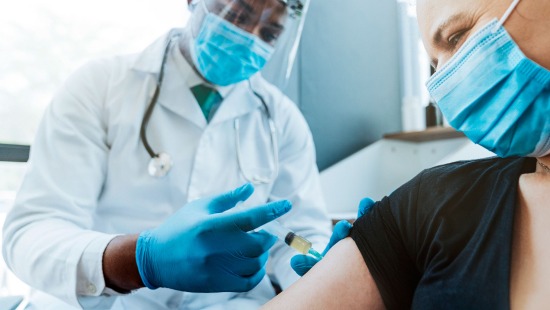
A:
[
  {"xmin": 131, "ymin": 30, "xmax": 174, "ymax": 74},
  {"xmin": 209, "ymin": 83, "xmax": 262, "ymax": 126},
  {"xmin": 131, "ymin": 29, "xmax": 207, "ymax": 129},
  {"xmin": 156, "ymin": 72, "xmax": 207, "ymax": 129}
]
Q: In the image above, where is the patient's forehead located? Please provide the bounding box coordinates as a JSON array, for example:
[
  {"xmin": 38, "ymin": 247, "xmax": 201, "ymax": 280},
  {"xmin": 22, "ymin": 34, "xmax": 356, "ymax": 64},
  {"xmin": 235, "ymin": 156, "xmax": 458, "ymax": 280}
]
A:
[
  {"xmin": 416, "ymin": 0, "xmax": 492, "ymax": 21},
  {"xmin": 416, "ymin": 0, "xmax": 490, "ymax": 42},
  {"xmin": 416, "ymin": 0, "xmax": 498, "ymax": 67}
]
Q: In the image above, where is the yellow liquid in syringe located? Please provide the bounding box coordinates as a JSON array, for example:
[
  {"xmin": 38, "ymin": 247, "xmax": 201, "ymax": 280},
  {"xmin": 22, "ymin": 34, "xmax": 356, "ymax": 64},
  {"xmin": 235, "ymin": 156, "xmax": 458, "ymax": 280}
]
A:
[
  {"xmin": 286, "ymin": 233, "xmax": 324, "ymax": 259},
  {"xmin": 286, "ymin": 232, "xmax": 312, "ymax": 254},
  {"xmin": 259, "ymin": 220, "xmax": 325, "ymax": 259}
]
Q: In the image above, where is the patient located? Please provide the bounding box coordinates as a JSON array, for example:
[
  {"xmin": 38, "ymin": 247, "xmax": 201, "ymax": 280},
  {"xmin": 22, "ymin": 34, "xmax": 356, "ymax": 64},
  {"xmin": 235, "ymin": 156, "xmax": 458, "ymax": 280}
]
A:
[{"xmin": 263, "ymin": 0, "xmax": 550, "ymax": 308}]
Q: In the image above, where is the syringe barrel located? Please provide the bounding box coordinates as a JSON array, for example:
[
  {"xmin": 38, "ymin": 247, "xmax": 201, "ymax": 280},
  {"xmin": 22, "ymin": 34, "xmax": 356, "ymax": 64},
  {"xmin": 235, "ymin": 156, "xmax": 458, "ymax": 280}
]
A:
[
  {"xmin": 260, "ymin": 221, "xmax": 312, "ymax": 254},
  {"xmin": 260, "ymin": 221, "xmax": 291, "ymax": 241}
]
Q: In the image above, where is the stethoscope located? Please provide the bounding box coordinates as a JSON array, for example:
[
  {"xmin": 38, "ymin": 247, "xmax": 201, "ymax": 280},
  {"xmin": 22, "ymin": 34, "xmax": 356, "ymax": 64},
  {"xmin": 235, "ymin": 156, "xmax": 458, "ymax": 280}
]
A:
[{"xmin": 141, "ymin": 33, "xmax": 279, "ymax": 184}]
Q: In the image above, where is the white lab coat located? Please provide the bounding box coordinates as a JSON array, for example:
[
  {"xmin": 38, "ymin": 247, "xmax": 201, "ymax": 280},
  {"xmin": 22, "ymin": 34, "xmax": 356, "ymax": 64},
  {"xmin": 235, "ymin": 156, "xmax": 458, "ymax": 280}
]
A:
[{"xmin": 2, "ymin": 29, "xmax": 331, "ymax": 309}]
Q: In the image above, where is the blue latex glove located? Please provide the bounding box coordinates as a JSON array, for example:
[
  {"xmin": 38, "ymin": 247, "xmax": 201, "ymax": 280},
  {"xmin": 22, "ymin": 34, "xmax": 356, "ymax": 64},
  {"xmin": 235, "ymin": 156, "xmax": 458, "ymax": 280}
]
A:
[
  {"xmin": 136, "ymin": 183, "xmax": 292, "ymax": 292},
  {"xmin": 290, "ymin": 197, "xmax": 375, "ymax": 276},
  {"xmin": 356, "ymin": 197, "xmax": 375, "ymax": 218}
]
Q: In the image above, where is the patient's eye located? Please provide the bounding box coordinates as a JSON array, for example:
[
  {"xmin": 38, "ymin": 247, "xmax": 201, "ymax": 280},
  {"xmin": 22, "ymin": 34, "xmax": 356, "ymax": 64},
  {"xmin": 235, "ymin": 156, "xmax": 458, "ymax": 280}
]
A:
[
  {"xmin": 448, "ymin": 30, "xmax": 467, "ymax": 50},
  {"xmin": 430, "ymin": 14, "xmax": 476, "ymax": 70}
]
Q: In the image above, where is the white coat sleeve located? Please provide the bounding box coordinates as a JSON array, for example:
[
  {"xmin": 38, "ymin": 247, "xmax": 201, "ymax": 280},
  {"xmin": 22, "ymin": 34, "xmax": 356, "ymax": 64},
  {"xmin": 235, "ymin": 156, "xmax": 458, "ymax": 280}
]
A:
[
  {"xmin": 2, "ymin": 59, "xmax": 119, "ymax": 309},
  {"xmin": 267, "ymin": 97, "xmax": 332, "ymax": 290}
]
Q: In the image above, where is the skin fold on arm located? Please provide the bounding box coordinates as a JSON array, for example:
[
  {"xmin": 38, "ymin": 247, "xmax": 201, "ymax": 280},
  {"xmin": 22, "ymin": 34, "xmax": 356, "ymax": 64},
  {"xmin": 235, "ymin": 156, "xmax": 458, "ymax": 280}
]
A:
[{"xmin": 262, "ymin": 238, "xmax": 385, "ymax": 309}]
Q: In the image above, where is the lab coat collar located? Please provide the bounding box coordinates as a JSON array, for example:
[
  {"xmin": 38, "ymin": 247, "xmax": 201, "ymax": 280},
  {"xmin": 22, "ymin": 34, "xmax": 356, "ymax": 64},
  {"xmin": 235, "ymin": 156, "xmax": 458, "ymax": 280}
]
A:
[
  {"xmin": 131, "ymin": 29, "xmax": 262, "ymax": 129},
  {"xmin": 208, "ymin": 79, "xmax": 263, "ymax": 126},
  {"xmin": 131, "ymin": 30, "xmax": 175, "ymax": 75}
]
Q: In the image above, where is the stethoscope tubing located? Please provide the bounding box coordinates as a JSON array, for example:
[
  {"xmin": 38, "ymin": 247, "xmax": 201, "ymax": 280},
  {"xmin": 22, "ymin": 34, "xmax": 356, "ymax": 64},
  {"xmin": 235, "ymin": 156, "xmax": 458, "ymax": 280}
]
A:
[
  {"xmin": 140, "ymin": 34, "xmax": 175, "ymax": 160},
  {"xmin": 140, "ymin": 33, "xmax": 279, "ymax": 183}
]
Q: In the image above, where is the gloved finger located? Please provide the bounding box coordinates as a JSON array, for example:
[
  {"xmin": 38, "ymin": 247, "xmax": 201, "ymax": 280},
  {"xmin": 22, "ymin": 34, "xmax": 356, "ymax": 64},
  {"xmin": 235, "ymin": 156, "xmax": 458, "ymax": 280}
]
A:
[
  {"xmin": 230, "ymin": 200, "xmax": 292, "ymax": 232},
  {"xmin": 226, "ymin": 251, "xmax": 270, "ymax": 278},
  {"xmin": 234, "ymin": 266, "xmax": 267, "ymax": 292},
  {"xmin": 322, "ymin": 220, "xmax": 353, "ymax": 256},
  {"xmin": 290, "ymin": 255, "xmax": 320, "ymax": 276},
  {"xmin": 208, "ymin": 183, "xmax": 255, "ymax": 214},
  {"xmin": 357, "ymin": 197, "xmax": 376, "ymax": 218},
  {"xmin": 237, "ymin": 231, "xmax": 277, "ymax": 258}
]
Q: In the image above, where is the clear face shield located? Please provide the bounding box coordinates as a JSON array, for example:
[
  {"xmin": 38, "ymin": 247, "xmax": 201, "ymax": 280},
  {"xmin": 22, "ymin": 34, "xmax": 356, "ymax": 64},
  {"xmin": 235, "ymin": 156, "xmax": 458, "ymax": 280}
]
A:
[{"xmin": 187, "ymin": 0, "xmax": 309, "ymax": 89}]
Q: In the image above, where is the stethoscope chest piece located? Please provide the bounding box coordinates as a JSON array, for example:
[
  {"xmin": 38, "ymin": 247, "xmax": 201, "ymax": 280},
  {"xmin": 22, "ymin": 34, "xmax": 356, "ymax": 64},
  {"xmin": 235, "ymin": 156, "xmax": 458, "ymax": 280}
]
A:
[{"xmin": 148, "ymin": 152, "xmax": 173, "ymax": 178}]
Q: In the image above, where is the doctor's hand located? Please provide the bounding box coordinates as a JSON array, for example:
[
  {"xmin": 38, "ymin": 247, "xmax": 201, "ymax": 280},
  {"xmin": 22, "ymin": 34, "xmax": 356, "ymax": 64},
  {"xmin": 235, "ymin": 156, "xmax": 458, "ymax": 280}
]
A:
[
  {"xmin": 135, "ymin": 183, "xmax": 292, "ymax": 293},
  {"xmin": 290, "ymin": 197, "xmax": 375, "ymax": 276}
]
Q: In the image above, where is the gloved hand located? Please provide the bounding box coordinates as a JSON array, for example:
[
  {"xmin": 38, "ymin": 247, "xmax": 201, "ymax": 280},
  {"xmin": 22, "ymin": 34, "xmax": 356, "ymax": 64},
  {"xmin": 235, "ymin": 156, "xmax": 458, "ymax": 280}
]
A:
[
  {"xmin": 290, "ymin": 197, "xmax": 375, "ymax": 276},
  {"xmin": 356, "ymin": 197, "xmax": 375, "ymax": 218},
  {"xmin": 135, "ymin": 183, "xmax": 292, "ymax": 292}
]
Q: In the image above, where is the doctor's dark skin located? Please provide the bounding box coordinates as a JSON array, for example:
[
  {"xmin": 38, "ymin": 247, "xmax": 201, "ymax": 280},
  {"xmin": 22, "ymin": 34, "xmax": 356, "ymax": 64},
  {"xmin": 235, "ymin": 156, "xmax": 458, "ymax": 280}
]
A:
[
  {"xmin": 103, "ymin": 235, "xmax": 143, "ymax": 291},
  {"xmin": 212, "ymin": 0, "xmax": 287, "ymax": 45},
  {"xmin": 103, "ymin": 0, "xmax": 288, "ymax": 293}
]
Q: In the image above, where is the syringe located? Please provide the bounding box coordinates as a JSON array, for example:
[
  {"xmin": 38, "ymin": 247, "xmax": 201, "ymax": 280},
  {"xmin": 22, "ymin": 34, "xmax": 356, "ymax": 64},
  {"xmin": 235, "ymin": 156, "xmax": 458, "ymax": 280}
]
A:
[{"xmin": 259, "ymin": 221, "xmax": 324, "ymax": 260}]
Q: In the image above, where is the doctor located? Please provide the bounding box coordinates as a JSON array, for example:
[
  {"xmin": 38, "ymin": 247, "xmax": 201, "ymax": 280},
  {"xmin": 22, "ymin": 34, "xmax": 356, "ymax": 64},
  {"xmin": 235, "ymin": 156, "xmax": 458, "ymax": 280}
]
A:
[{"xmin": 2, "ymin": 0, "xmax": 331, "ymax": 308}]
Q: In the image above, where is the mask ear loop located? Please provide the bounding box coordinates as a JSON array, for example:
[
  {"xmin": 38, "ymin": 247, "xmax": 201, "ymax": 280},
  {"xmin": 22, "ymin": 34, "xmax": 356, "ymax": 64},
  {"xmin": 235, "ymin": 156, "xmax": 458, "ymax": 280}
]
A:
[{"xmin": 492, "ymin": 0, "xmax": 521, "ymax": 33}]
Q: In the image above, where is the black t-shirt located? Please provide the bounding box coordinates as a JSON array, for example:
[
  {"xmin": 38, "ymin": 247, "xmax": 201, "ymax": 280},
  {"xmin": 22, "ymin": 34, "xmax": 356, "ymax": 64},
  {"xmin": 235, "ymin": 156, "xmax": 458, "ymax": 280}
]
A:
[{"xmin": 351, "ymin": 157, "xmax": 536, "ymax": 310}]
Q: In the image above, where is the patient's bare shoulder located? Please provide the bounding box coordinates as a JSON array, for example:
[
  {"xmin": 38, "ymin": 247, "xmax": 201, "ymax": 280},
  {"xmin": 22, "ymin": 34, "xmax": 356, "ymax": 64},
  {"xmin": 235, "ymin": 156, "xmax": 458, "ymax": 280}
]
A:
[{"xmin": 262, "ymin": 238, "xmax": 385, "ymax": 310}]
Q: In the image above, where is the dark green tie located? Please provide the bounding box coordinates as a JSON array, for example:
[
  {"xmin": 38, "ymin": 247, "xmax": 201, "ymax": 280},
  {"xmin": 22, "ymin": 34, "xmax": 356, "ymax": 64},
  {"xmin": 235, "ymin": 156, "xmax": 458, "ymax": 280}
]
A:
[{"xmin": 190, "ymin": 84, "xmax": 223, "ymax": 122}]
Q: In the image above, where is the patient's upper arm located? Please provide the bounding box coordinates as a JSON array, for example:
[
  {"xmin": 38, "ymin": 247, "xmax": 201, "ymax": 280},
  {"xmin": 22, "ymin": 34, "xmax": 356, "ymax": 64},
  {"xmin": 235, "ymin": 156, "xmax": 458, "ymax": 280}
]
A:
[{"xmin": 262, "ymin": 238, "xmax": 385, "ymax": 310}]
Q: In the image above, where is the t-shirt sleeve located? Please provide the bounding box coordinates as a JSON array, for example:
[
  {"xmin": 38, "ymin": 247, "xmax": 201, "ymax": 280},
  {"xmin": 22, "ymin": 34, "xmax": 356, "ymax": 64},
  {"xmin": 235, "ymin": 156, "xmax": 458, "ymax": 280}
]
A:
[{"xmin": 350, "ymin": 172, "xmax": 424, "ymax": 310}]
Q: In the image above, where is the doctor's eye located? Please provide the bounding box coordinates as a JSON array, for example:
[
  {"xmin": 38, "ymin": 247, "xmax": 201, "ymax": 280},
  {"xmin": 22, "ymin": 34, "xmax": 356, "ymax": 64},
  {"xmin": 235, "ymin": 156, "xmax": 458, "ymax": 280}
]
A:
[{"xmin": 259, "ymin": 28, "xmax": 279, "ymax": 44}]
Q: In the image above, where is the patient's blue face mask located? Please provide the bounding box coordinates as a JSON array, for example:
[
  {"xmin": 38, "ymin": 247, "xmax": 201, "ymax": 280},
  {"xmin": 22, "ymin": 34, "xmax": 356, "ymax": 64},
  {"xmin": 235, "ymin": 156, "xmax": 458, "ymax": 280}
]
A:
[
  {"xmin": 191, "ymin": 12, "xmax": 275, "ymax": 86},
  {"xmin": 426, "ymin": 4, "xmax": 550, "ymax": 158}
]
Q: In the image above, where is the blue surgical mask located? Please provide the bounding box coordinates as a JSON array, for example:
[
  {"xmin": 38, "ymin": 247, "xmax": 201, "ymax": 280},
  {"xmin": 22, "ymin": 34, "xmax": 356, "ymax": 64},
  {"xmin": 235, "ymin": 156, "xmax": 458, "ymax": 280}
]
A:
[
  {"xmin": 427, "ymin": 18, "xmax": 550, "ymax": 158},
  {"xmin": 191, "ymin": 13, "xmax": 274, "ymax": 86}
]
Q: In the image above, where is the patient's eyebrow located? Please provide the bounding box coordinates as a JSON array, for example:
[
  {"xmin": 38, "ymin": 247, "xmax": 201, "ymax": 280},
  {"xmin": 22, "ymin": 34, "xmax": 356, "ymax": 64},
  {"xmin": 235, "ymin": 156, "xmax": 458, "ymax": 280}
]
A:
[{"xmin": 432, "ymin": 13, "xmax": 469, "ymax": 46}]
